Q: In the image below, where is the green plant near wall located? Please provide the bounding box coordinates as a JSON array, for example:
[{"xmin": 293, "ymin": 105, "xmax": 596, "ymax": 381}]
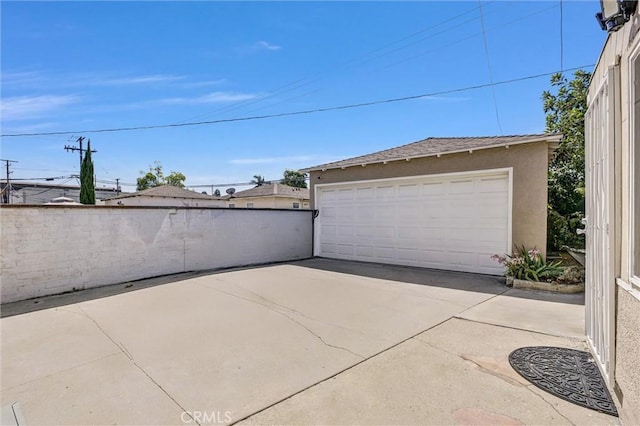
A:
[{"xmin": 491, "ymin": 245, "xmax": 564, "ymax": 282}]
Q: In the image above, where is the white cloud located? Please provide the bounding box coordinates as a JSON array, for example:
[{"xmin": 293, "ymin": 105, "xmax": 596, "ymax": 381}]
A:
[
  {"xmin": 1, "ymin": 71, "xmax": 44, "ymax": 87},
  {"xmin": 1, "ymin": 95, "xmax": 81, "ymax": 121},
  {"xmin": 257, "ymin": 41, "xmax": 282, "ymax": 51},
  {"xmin": 102, "ymin": 74, "xmax": 186, "ymax": 85},
  {"xmin": 182, "ymin": 79, "xmax": 227, "ymax": 88},
  {"xmin": 160, "ymin": 91, "xmax": 259, "ymax": 105}
]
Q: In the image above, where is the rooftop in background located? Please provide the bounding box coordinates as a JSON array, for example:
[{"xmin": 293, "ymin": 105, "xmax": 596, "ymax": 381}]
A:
[
  {"xmin": 104, "ymin": 184, "xmax": 222, "ymax": 201},
  {"xmin": 227, "ymin": 183, "xmax": 309, "ymax": 199},
  {"xmin": 302, "ymin": 133, "xmax": 562, "ymax": 172}
]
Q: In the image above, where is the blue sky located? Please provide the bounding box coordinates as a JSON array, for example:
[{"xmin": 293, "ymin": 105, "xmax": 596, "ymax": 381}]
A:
[{"xmin": 1, "ymin": 1, "xmax": 606, "ymax": 193}]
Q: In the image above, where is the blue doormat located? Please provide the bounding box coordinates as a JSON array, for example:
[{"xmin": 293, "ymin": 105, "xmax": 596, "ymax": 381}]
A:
[{"xmin": 509, "ymin": 346, "xmax": 618, "ymax": 417}]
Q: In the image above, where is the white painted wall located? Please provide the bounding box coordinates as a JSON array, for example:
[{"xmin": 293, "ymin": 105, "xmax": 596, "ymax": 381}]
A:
[
  {"xmin": 0, "ymin": 206, "xmax": 313, "ymax": 303},
  {"xmin": 103, "ymin": 196, "xmax": 226, "ymax": 207}
]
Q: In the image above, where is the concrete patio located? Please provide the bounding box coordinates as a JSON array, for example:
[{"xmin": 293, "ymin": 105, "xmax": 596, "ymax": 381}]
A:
[{"xmin": 1, "ymin": 258, "xmax": 617, "ymax": 425}]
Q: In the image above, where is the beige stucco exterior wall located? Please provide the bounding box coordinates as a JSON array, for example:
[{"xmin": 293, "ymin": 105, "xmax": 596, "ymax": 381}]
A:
[
  {"xmin": 228, "ymin": 196, "xmax": 310, "ymax": 209},
  {"xmin": 309, "ymin": 142, "xmax": 550, "ymax": 254},
  {"xmin": 589, "ymin": 15, "xmax": 640, "ymax": 426}
]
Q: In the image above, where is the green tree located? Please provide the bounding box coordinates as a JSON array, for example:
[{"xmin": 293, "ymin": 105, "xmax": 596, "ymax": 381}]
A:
[
  {"xmin": 165, "ymin": 171, "xmax": 186, "ymax": 187},
  {"xmin": 251, "ymin": 174, "xmax": 266, "ymax": 186},
  {"xmin": 281, "ymin": 169, "xmax": 307, "ymax": 188},
  {"xmin": 79, "ymin": 140, "xmax": 95, "ymax": 204},
  {"xmin": 137, "ymin": 161, "xmax": 186, "ymax": 191},
  {"xmin": 542, "ymin": 70, "xmax": 591, "ymax": 249}
]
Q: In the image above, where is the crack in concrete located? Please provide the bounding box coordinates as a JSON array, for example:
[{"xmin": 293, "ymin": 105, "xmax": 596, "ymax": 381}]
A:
[
  {"xmin": 458, "ymin": 354, "xmax": 524, "ymax": 388},
  {"xmin": 414, "ymin": 338, "xmax": 523, "ymax": 387},
  {"xmin": 230, "ymin": 282, "xmax": 392, "ymax": 345},
  {"xmin": 70, "ymin": 307, "xmax": 197, "ymax": 425},
  {"xmin": 1, "ymin": 353, "xmax": 122, "ymax": 392},
  {"xmin": 415, "ymin": 338, "xmax": 578, "ymax": 424},
  {"xmin": 203, "ymin": 284, "xmax": 365, "ymax": 359},
  {"xmin": 525, "ymin": 384, "xmax": 577, "ymax": 426}
]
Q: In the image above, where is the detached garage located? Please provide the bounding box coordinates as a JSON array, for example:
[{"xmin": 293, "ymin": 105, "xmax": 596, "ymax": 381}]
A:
[{"xmin": 302, "ymin": 134, "xmax": 561, "ymax": 275}]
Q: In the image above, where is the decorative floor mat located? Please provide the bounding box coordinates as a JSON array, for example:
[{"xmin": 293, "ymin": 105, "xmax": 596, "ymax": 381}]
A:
[{"xmin": 509, "ymin": 346, "xmax": 618, "ymax": 417}]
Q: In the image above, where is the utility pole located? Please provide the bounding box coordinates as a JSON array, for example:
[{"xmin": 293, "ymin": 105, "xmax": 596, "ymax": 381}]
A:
[
  {"xmin": 0, "ymin": 159, "xmax": 18, "ymax": 204},
  {"xmin": 115, "ymin": 178, "xmax": 121, "ymax": 195},
  {"xmin": 64, "ymin": 136, "xmax": 96, "ymax": 169}
]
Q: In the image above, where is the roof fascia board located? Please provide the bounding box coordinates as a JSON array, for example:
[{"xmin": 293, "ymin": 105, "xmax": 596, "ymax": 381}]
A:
[{"xmin": 301, "ymin": 136, "xmax": 562, "ymax": 173}]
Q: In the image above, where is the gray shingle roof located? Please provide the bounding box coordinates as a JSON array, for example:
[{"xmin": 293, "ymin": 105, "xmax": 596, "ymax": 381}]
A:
[
  {"xmin": 301, "ymin": 133, "xmax": 562, "ymax": 172},
  {"xmin": 104, "ymin": 185, "xmax": 221, "ymax": 201},
  {"xmin": 228, "ymin": 183, "xmax": 309, "ymax": 199}
]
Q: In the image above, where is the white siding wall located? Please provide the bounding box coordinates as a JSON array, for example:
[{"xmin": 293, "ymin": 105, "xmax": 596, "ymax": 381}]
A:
[{"xmin": 0, "ymin": 207, "xmax": 313, "ymax": 303}]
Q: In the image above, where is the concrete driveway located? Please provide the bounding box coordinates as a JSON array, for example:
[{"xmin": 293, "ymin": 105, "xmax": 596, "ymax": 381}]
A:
[{"xmin": 1, "ymin": 259, "xmax": 614, "ymax": 425}]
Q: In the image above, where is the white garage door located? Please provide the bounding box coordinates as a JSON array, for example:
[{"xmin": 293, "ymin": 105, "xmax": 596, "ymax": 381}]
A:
[{"xmin": 315, "ymin": 170, "xmax": 511, "ymax": 275}]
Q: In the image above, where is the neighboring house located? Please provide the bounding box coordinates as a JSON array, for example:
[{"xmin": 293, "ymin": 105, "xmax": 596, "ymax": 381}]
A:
[
  {"xmin": 2, "ymin": 181, "xmax": 120, "ymax": 204},
  {"xmin": 225, "ymin": 183, "xmax": 310, "ymax": 209},
  {"xmin": 301, "ymin": 134, "xmax": 561, "ymax": 275},
  {"xmin": 45, "ymin": 196, "xmax": 82, "ymax": 205},
  {"xmin": 103, "ymin": 185, "xmax": 225, "ymax": 207},
  {"xmin": 584, "ymin": 9, "xmax": 640, "ymax": 425}
]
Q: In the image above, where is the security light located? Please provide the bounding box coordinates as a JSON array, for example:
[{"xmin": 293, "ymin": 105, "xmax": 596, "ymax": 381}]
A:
[{"xmin": 596, "ymin": 0, "xmax": 638, "ymax": 32}]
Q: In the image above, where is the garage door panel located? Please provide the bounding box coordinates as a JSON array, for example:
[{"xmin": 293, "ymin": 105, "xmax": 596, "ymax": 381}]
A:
[
  {"xmin": 336, "ymin": 244, "xmax": 354, "ymax": 256},
  {"xmin": 320, "ymin": 242, "xmax": 336, "ymax": 255},
  {"xmin": 352, "ymin": 247, "xmax": 372, "ymax": 259},
  {"xmin": 447, "ymin": 251, "xmax": 475, "ymax": 267},
  {"xmin": 376, "ymin": 186, "xmax": 395, "ymax": 199},
  {"xmin": 356, "ymin": 187, "xmax": 374, "ymax": 200},
  {"xmin": 321, "ymin": 225, "xmax": 337, "ymax": 237},
  {"xmin": 449, "ymin": 179, "xmax": 475, "ymax": 194},
  {"xmin": 397, "ymin": 248, "xmax": 422, "ymax": 262},
  {"xmin": 398, "ymin": 184, "xmax": 419, "ymax": 197},
  {"xmin": 375, "ymin": 246, "xmax": 396, "ymax": 259},
  {"xmin": 316, "ymin": 171, "xmax": 509, "ymax": 275},
  {"xmin": 421, "ymin": 182, "xmax": 445, "ymax": 195},
  {"xmin": 397, "ymin": 226, "xmax": 421, "ymax": 239},
  {"xmin": 337, "ymin": 225, "xmax": 354, "ymax": 236},
  {"xmin": 478, "ymin": 177, "xmax": 509, "ymax": 193}
]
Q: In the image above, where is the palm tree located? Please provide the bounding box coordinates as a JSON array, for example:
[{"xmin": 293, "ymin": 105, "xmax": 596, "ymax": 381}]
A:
[{"xmin": 251, "ymin": 174, "xmax": 266, "ymax": 186}]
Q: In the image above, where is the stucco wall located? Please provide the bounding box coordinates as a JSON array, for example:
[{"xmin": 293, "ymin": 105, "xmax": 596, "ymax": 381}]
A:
[
  {"xmin": 103, "ymin": 196, "xmax": 226, "ymax": 207},
  {"xmin": 589, "ymin": 15, "xmax": 640, "ymax": 425},
  {"xmin": 615, "ymin": 289, "xmax": 640, "ymax": 426},
  {"xmin": 309, "ymin": 142, "xmax": 550, "ymax": 254},
  {"xmin": 0, "ymin": 206, "xmax": 313, "ymax": 303}
]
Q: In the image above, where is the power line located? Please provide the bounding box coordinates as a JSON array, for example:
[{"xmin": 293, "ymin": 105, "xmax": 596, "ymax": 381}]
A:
[
  {"xmin": 478, "ymin": 0, "xmax": 503, "ymax": 135},
  {"xmin": 1, "ymin": 64, "xmax": 593, "ymax": 138},
  {"xmin": 378, "ymin": 3, "xmax": 558, "ymax": 73},
  {"xmin": 173, "ymin": 2, "xmax": 496, "ymax": 126},
  {"xmin": 560, "ymin": 0, "xmax": 564, "ymax": 72}
]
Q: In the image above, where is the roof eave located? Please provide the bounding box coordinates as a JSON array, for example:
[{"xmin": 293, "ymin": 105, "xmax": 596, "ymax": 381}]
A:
[{"xmin": 301, "ymin": 135, "xmax": 563, "ymax": 173}]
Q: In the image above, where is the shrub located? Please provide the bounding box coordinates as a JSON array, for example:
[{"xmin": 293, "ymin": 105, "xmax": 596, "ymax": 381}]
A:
[
  {"xmin": 547, "ymin": 206, "xmax": 585, "ymax": 251},
  {"xmin": 491, "ymin": 245, "xmax": 564, "ymax": 282}
]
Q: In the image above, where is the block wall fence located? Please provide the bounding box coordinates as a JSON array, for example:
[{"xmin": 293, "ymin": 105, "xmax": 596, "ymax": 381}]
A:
[{"xmin": 0, "ymin": 206, "xmax": 313, "ymax": 303}]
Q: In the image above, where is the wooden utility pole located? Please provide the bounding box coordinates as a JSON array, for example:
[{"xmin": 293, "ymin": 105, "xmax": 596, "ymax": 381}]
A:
[
  {"xmin": 64, "ymin": 136, "xmax": 96, "ymax": 168},
  {"xmin": 0, "ymin": 159, "xmax": 17, "ymax": 204}
]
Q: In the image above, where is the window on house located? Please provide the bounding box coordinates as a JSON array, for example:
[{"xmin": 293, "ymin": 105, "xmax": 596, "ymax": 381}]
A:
[
  {"xmin": 229, "ymin": 204, "xmax": 235, "ymax": 208},
  {"xmin": 633, "ymin": 53, "xmax": 640, "ymax": 284},
  {"xmin": 292, "ymin": 202, "xmax": 300, "ymax": 209},
  {"xmin": 246, "ymin": 203, "xmax": 254, "ymax": 208}
]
